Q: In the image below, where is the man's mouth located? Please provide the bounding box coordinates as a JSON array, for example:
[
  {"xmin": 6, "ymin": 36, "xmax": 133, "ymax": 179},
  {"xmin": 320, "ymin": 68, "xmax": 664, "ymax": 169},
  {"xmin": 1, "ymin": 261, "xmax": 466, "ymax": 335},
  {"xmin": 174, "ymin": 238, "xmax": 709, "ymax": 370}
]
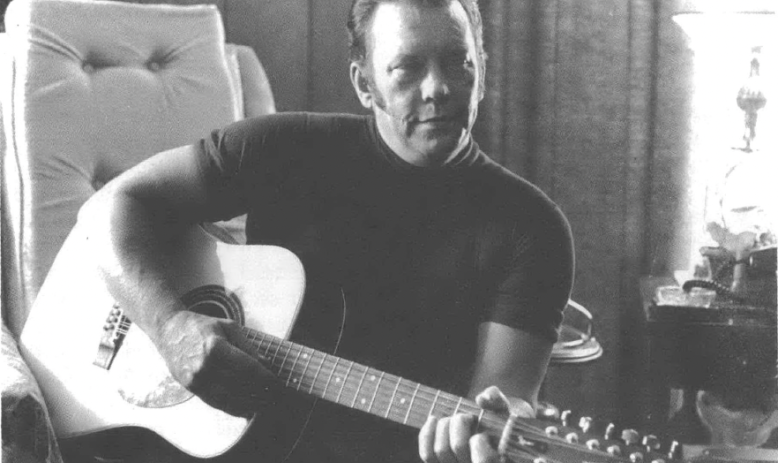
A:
[{"xmin": 417, "ymin": 115, "xmax": 460, "ymax": 125}]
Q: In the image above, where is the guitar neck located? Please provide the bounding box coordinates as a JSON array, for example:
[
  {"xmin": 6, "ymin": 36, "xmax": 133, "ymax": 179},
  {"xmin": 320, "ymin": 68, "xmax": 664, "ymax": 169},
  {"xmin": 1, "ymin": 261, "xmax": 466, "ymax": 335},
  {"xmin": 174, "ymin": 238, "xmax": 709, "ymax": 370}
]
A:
[
  {"xmin": 238, "ymin": 327, "xmax": 696, "ymax": 463},
  {"xmin": 239, "ymin": 327, "xmax": 494, "ymax": 431}
]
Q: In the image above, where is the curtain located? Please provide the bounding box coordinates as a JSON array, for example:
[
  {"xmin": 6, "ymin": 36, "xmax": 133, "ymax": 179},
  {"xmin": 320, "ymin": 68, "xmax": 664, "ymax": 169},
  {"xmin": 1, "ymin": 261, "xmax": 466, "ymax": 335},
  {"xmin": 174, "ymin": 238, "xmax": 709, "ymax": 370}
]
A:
[{"xmin": 474, "ymin": 0, "xmax": 690, "ymax": 428}]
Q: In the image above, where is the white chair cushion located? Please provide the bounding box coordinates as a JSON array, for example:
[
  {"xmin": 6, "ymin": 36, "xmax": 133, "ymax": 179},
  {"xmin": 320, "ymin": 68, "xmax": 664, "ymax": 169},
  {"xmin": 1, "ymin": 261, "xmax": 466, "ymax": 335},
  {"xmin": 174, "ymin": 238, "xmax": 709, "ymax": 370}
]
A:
[{"xmin": 2, "ymin": 0, "xmax": 241, "ymax": 334}]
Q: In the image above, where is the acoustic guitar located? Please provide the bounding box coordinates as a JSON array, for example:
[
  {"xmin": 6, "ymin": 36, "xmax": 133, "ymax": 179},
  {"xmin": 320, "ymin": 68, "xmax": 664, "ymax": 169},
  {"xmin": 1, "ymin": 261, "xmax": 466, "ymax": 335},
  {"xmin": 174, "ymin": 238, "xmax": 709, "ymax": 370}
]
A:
[{"xmin": 19, "ymin": 224, "xmax": 755, "ymax": 462}]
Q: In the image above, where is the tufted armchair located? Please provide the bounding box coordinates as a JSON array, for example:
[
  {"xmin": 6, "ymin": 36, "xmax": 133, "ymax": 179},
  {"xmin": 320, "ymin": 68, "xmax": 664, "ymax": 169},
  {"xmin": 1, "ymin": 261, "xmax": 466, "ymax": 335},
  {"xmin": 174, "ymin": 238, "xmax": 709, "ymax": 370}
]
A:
[{"xmin": 1, "ymin": 0, "xmax": 275, "ymax": 461}]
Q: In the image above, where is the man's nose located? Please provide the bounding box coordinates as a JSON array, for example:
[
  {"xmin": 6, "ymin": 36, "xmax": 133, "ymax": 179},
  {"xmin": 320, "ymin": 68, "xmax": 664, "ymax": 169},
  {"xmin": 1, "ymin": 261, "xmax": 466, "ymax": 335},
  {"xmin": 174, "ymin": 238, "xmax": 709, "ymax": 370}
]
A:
[{"xmin": 420, "ymin": 64, "xmax": 451, "ymax": 102}]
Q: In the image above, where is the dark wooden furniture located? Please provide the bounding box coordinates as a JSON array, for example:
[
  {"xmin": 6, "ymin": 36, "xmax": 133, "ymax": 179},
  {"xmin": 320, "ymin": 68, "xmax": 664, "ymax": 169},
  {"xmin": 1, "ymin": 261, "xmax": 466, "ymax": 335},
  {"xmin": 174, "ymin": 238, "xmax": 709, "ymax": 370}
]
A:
[{"xmin": 640, "ymin": 276, "xmax": 777, "ymax": 445}]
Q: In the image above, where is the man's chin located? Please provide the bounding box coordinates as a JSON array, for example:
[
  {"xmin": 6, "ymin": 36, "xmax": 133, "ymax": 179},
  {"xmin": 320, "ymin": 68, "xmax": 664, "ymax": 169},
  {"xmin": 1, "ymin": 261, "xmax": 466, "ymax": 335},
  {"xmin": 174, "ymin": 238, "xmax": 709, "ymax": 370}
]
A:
[{"xmin": 413, "ymin": 135, "xmax": 467, "ymax": 165}]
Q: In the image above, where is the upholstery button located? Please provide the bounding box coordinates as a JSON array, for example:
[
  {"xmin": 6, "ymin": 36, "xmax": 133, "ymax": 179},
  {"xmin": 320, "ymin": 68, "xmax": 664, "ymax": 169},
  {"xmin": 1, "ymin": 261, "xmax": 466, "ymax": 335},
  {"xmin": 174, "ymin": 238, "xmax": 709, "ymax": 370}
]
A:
[
  {"xmin": 82, "ymin": 63, "xmax": 94, "ymax": 73},
  {"xmin": 148, "ymin": 61, "xmax": 160, "ymax": 71}
]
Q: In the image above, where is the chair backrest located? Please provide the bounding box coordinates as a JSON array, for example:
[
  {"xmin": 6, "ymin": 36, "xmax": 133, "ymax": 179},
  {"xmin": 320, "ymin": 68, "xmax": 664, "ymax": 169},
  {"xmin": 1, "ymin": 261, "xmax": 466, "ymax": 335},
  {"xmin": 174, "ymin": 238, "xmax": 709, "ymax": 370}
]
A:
[{"xmin": 1, "ymin": 0, "xmax": 245, "ymax": 335}]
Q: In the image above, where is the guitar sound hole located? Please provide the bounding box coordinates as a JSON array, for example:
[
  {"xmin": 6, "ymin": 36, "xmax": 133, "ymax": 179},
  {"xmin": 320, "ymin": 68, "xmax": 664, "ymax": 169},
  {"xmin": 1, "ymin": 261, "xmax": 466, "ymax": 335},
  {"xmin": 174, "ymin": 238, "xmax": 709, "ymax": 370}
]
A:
[
  {"xmin": 181, "ymin": 285, "xmax": 244, "ymax": 325},
  {"xmin": 191, "ymin": 301, "xmax": 228, "ymax": 319}
]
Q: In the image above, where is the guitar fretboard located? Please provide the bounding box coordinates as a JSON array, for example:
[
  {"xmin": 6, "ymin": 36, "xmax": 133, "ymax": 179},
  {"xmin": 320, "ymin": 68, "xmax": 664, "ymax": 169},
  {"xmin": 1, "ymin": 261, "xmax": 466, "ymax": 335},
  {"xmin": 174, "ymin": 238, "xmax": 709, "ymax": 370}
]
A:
[{"xmin": 240, "ymin": 327, "xmax": 486, "ymax": 431}]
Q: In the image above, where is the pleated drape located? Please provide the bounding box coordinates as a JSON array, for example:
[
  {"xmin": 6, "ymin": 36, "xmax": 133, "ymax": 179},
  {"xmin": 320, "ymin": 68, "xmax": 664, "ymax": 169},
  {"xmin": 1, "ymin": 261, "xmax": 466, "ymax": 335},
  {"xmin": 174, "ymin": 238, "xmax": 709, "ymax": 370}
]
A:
[{"xmin": 474, "ymin": 0, "xmax": 695, "ymax": 428}]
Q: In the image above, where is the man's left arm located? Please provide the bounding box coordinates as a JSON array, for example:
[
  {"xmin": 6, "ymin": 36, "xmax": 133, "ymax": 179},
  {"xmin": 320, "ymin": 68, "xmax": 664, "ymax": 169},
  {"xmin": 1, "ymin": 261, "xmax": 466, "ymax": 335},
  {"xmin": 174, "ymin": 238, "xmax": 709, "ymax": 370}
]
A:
[
  {"xmin": 418, "ymin": 322, "xmax": 552, "ymax": 463},
  {"xmin": 418, "ymin": 201, "xmax": 573, "ymax": 463},
  {"xmin": 469, "ymin": 321, "xmax": 553, "ymax": 413}
]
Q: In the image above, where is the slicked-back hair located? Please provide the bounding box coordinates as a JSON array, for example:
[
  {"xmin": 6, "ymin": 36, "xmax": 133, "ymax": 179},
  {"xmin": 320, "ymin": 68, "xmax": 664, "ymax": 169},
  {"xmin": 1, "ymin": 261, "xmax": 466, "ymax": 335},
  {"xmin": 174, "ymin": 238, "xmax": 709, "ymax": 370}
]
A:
[{"xmin": 347, "ymin": 0, "xmax": 486, "ymax": 92}]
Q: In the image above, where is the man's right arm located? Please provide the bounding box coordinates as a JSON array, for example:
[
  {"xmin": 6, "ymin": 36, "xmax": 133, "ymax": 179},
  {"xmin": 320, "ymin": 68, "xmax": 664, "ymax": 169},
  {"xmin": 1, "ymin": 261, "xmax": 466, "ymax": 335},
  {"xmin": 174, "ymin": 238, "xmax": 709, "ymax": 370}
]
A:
[{"xmin": 78, "ymin": 143, "xmax": 278, "ymax": 417}]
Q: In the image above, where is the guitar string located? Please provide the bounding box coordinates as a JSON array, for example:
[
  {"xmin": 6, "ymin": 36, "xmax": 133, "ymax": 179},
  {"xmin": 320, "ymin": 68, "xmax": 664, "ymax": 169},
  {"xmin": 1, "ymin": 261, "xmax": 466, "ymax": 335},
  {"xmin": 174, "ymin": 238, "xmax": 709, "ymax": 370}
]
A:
[
  {"xmin": 266, "ymin": 359, "xmax": 623, "ymax": 463},
  {"xmin": 239, "ymin": 332, "xmax": 562, "ymax": 460},
  {"xmin": 241, "ymin": 334, "xmax": 579, "ymax": 446},
  {"xmin": 244, "ymin": 331, "xmax": 549, "ymax": 434},
  {"xmin": 242, "ymin": 331, "xmax": 497, "ymax": 424},
  {"xmin": 239, "ymin": 330, "xmax": 636, "ymax": 463}
]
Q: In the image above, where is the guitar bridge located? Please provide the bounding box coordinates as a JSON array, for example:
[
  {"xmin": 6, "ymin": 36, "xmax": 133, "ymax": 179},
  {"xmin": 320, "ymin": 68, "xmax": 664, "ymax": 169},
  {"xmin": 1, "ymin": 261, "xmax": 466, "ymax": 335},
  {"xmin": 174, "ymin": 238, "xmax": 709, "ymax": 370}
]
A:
[{"xmin": 93, "ymin": 303, "xmax": 131, "ymax": 370}]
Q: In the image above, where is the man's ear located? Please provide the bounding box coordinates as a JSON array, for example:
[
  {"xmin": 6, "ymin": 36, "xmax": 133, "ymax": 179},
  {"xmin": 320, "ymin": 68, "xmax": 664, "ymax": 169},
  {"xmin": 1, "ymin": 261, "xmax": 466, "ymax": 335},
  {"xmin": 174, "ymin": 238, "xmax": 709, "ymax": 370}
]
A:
[{"xmin": 350, "ymin": 62, "xmax": 373, "ymax": 110}]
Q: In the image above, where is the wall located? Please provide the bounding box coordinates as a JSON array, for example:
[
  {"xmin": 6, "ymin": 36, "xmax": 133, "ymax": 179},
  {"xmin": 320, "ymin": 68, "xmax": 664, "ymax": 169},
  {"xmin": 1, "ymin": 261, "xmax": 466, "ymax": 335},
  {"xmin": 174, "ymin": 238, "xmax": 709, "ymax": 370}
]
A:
[{"xmin": 220, "ymin": 0, "xmax": 362, "ymax": 113}]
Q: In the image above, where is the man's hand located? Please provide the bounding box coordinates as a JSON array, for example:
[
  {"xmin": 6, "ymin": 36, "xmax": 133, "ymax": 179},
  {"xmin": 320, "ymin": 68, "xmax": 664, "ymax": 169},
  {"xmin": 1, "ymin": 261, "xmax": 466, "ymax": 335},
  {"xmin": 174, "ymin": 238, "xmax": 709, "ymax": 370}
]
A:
[
  {"xmin": 152, "ymin": 311, "xmax": 279, "ymax": 417},
  {"xmin": 418, "ymin": 386, "xmax": 534, "ymax": 463}
]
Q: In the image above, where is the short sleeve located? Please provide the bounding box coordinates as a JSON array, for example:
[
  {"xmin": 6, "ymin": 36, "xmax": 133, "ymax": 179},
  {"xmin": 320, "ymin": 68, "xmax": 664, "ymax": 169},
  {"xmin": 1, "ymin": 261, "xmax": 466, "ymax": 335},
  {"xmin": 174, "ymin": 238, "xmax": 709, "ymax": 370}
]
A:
[
  {"xmin": 488, "ymin": 204, "xmax": 575, "ymax": 343},
  {"xmin": 196, "ymin": 113, "xmax": 309, "ymax": 222}
]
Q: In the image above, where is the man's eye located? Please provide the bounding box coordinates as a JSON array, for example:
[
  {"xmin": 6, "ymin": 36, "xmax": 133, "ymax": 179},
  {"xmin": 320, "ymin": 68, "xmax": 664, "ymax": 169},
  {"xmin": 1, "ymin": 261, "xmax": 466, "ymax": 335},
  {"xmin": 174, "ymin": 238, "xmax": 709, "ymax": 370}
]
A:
[{"xmin": 393, "ymin": 61, "xmax": 422, "ymax": 73}]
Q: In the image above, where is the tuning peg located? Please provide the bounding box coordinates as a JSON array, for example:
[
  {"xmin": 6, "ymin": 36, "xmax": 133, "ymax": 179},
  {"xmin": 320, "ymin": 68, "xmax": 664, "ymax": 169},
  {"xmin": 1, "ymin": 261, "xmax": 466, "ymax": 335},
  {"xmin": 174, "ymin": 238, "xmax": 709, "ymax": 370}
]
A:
[
  {"xmin": 604, "ymin": 423, "xmax": 616, "ymax": 440},
  {"xmin": 585, "ymin": 439, "xmax": 600, "ymax": 450},
  {"xmin": 642, "ymin": 434, "xmax": 660, "ymax": 452},
  {"xmin": 560, "ymin": 410, "xmax": 572, "ymax": 427},
  {"xmin": 544, "ymin": 426, "xmax": 559, "ymax": 437},
  {"xmin": 629, "ymin": 451, "xmax": 645, "ymax": 463},
  {"xmin": 578, "ymin": 416, "xmax": 593, "ymax": 433},
  {"xmin": 565, "ymin": 432, "xmax": 579, "ymax": 444},
  {"xmin": 650, "ymin": 459, "xmax": 667, "ymax": 463},
  {"xmin": 536, "ymin": 401, "xmax": 560, "ymax": 421},
  {"xmin": 667, "ymin": 441, "xmax": 681, "ymax": 460},
  {"xmin": 606, "ymin": 445, "xmax": 622, "ymax": 456},
  {"xmin": 621, "ymin": 429, "xmax": 640, "ymax": 446}
]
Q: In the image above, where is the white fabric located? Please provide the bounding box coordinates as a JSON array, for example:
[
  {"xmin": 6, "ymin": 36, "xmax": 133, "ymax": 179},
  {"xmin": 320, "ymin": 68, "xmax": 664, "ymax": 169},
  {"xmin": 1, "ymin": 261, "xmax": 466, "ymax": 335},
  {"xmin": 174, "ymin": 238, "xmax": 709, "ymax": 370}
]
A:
[
  {"xmin": 1, "ymin": 0, "xmax": 241, "ymax": 335},
  {"xmin": 1, "ymin": 322, "xmax": 64, "ymax": 463},
  {"xmin": 224, "ymin": 44, "xmax": 246, "ymax": 121}
]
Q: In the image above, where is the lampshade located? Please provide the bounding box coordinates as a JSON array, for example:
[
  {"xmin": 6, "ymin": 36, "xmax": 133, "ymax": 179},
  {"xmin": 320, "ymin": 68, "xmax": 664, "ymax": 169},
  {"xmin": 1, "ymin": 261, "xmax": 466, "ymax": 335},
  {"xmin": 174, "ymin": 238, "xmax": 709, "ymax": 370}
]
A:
[{"xmin": 672, "ymin": 0, "xmax": 777, "ymax": 52}]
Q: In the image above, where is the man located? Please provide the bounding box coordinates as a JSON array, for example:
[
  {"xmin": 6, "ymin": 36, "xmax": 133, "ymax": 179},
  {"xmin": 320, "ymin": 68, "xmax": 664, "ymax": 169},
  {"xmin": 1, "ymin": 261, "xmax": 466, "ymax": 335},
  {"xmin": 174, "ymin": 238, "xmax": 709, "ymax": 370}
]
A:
[{"xmin": 77, "ymin": 0, "xmax": 574, "ymax": 462}]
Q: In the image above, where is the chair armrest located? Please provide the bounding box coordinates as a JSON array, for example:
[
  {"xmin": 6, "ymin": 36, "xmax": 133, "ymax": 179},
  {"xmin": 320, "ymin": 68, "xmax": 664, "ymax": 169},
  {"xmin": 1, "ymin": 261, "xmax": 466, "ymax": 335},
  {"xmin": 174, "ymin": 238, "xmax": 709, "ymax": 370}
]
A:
[
  {"xmin": 227, "ymin": 43, "xmax": 276, "ymax": 118},
  {"xmin": 1, "ymin": 323, "xmax": 63, "ymax": 463}
]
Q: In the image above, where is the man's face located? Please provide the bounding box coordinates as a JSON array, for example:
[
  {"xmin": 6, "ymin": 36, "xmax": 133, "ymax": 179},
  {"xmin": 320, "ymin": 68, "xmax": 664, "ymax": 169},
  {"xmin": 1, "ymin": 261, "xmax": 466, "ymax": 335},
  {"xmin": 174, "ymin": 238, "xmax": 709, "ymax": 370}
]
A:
[{"xmin": 355, "ymin": 1, "xmax": 482, "ymax": 166}]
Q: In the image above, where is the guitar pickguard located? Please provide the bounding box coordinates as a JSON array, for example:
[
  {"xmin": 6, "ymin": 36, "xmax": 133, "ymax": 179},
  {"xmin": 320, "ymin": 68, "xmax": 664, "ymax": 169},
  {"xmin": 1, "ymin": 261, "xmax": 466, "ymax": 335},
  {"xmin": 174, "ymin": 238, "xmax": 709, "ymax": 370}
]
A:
[{"xmin": 109, "ymin": 323, "xmax": 195, "ymax": 408}]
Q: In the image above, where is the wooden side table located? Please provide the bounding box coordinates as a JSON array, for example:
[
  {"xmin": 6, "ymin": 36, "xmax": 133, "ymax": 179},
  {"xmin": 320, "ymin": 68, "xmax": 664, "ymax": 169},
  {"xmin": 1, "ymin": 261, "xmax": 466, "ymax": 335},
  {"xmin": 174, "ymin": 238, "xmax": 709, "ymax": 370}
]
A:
[{"xmin": 639, "ymin": 276, "xmax": 777, "ymax": 446}]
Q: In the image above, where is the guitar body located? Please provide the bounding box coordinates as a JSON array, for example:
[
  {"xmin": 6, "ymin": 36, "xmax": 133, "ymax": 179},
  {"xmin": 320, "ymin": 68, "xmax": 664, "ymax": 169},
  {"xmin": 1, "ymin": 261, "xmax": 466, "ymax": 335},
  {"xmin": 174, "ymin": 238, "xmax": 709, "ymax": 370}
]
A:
[{"xmin": 19, "ymin": 223, "xmax": 308, "ymax": 459}]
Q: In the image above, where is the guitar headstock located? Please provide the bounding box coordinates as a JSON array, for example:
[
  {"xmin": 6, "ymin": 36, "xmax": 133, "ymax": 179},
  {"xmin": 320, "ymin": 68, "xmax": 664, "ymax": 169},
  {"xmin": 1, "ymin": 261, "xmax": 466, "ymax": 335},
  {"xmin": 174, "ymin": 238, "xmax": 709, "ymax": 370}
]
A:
[{"xmin": 503, "ymin": 407, "xmax": 684, "ymax": 463}]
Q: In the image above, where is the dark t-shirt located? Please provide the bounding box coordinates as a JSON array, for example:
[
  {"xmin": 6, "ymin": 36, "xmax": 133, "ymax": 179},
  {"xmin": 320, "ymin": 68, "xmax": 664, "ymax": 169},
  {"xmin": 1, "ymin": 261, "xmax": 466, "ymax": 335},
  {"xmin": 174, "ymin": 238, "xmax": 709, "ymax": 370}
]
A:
[{"xmin": 197, "ymin": 112, "xmax": 574, "ymax": 462}]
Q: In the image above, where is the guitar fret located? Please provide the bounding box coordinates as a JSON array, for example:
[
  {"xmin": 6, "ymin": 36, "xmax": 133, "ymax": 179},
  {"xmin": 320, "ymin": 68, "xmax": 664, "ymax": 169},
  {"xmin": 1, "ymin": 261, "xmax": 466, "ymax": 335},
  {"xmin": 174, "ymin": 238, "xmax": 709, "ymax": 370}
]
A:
[
  {"xmin": 270, "ymin": 339, "xmax": 283, "ymax": 365},
  {"xmin": 453, "ymin": 396, "xmax": 463, "ymax": 415},
  {"xmin": 323, "ymin": 357, "xmax": 340, "ymax": 401},
  {"xmin": 386, "ymin": 377, "xmax": 402, "ymax": 419},
  {"xmin": 430, "ymin": 390, "xmax": 441, "ymax": 417},
  {"xmin": 351, "ymin": 366, "xmax": 369, "ymax": 408},
  {"xmin": 367, "ymin": 371, "xmax": 384, "ymax": 413},
  {"xmin": 308, "ymin": 350, "xmax": 325, "ymax": 394},
  {"xmin": 285, "ymin": 346, "xmax": 305, "ymax": 387},
  {"xmin": 336, "ymin": 361, "xmax": 354, "ymax": 404},
  {"xmin": 278, "ymin": 343, "xmax": 292, "ymax": 378},
  {"xmin": 297, "ymin": 347, "xmax": 314, "ymax": 391},
  {"xmin": 403, "ymin": 383, "xmax": 421, "ymax": 425},
  {"xmin": 262, "ymin": 335, "xmax": 274, "ymax": 357}
]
